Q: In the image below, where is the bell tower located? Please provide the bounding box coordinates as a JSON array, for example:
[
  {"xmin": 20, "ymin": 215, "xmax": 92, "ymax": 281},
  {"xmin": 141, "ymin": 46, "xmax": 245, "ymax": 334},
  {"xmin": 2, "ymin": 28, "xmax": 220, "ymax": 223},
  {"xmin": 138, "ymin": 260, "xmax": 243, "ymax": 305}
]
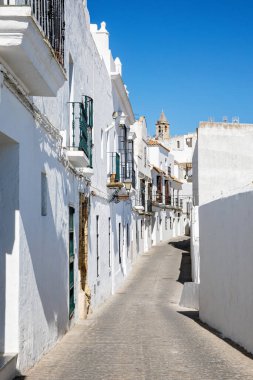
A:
[{"xmin": 155, "ymin": 111, "xmax": 170, "ymax": 140}]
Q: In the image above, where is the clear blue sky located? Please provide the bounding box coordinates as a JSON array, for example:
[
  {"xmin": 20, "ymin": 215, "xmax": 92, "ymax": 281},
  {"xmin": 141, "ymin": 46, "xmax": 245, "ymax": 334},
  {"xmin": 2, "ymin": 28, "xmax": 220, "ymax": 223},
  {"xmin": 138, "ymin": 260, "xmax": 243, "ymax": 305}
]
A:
[{"xmin": 88, "ymin": 0, "xmax": 253, "ymax": 137}]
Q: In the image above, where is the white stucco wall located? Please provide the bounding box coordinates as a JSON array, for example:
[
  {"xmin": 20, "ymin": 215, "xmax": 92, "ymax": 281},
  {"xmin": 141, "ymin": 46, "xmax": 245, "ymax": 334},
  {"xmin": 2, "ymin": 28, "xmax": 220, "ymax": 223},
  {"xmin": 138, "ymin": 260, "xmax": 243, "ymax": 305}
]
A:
[
  {"xmin": 199, "ymin": 191, "xmax": 253, "ymax": 354},
  {"xmin": 0, "ymin": 81, "xmax": 80, "ymax": 370},
  {"xmin": 190, "ymin": 206, "xmax": 199, "ymax": 283},
  {"xmin": 167, "ymin": 133, "xmax": 197, "ymax": 164},
  {"xmin": 197, "ymin": 122, "xmax": 253, "ymax": 206}
]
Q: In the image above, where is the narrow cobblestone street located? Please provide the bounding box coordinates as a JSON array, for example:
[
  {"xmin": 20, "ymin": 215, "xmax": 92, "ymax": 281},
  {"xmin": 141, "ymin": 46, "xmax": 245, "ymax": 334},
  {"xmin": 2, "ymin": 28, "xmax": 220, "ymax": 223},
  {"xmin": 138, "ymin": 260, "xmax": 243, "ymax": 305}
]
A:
[{"xmin": 21, "ymin": 238, "xmax": 253, "ymax": 380}]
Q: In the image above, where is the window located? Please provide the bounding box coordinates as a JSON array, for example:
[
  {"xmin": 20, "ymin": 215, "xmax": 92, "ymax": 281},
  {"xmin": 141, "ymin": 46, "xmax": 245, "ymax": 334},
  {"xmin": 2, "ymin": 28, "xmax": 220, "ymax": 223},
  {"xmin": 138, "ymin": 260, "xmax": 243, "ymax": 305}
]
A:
[
  {"xmin": 165, "ymin": 216, "xmax": 168, "ymax": 230},
  {"xmin": 108, "ymin": 217, "xmax": 111, "ymax": 267},
  {"xmin": 41, "ymin": 172, "xmax": 47, "ymax": 216},
  {"xmin": 96, "ymin": 215, "xmax": 99, "ymax": 277},
  {"xmin": 177, "ymin": 140, "xmax": 180, "ymax": 149},
  {"xmin": 144, "ymin": 147, "xmax": 147, "ymax": 167},
  {"xmin": 119, "ymin": 223, "xmax": 122, "ymax": 264},
  {"xmin": 186, "ymin": 138, "xmax": 192, "ymax": 147}
]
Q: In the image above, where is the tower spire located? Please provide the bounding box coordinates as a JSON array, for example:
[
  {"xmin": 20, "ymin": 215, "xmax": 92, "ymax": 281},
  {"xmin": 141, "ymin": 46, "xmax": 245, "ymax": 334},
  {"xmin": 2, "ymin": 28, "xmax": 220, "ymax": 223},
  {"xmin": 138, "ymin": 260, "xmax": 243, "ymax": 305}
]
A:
[{"xmin": 156, "ymin": 111, "xmax": 170, "ymax": 140}]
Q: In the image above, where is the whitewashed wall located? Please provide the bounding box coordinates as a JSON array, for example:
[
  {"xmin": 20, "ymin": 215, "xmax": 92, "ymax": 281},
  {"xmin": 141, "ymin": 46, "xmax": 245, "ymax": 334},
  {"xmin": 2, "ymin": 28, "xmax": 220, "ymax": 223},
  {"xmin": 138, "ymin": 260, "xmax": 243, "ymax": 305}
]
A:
[
  {"xmin": 196, "ymin": 122, "xmax": 253, "ymax": 206},
  {"xmin": 0, "ymin": 82, "xmax": 79, "ymax": 370},
  {"xmin": 199, "ymin": 191, "xmax": 253, "ymax": 354},
  {"xmin": 167, "ymin": 133, "xmax": 197, "ymax": 163}
]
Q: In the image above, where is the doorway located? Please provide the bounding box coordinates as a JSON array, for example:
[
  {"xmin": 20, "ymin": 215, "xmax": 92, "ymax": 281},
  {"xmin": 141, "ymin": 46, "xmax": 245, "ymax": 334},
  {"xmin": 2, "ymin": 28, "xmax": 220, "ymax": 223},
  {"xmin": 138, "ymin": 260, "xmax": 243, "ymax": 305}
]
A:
[{"xmin": 78, "ymin": 193, "xmax": 90, "ymax": 319}]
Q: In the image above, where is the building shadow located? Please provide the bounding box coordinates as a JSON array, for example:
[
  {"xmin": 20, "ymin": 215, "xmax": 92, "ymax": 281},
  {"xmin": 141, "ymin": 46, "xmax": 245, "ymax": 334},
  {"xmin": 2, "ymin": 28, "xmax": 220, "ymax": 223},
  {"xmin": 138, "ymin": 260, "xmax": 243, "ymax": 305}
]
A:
[
  {"xmin": 178, "ymin": 310, "xmax": 253, "ymax": 360},
  {"xmin": 169, "ymin": 238, "xmax": 190, "ymax": 252},
  {"xmin": 177, "ymin": 252, "xmax": 192, "ymax": 284},
  {"xmin": 169, "ymin": 238, "xmax": 192, "ymax": 284}
]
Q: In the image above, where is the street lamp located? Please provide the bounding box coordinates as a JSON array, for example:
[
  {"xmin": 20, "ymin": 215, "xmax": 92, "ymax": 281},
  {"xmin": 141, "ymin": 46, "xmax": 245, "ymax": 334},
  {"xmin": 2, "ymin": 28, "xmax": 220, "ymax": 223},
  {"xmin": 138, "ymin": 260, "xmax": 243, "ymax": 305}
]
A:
[
  {"xmin": 124, "ymin": 180, "xmax": 132, "ymax": 193},
  {"xmin": 119, "ymin": 112, "xmax": 127, "ymax": 127}
]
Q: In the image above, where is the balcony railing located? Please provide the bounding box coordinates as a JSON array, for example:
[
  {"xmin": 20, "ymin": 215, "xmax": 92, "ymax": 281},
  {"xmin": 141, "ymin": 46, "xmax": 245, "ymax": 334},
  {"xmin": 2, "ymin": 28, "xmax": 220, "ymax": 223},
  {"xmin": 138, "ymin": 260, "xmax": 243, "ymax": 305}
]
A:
[
  {"xmin": 146, "ymin": 199, "xmax": 152, "ymax": 213},
  {"xmin": 69, "ymin": 97, "xmax": 93, "ymax": 167},
  {"xmin": 2, "ymin": 0, "xmax": 65, "ymax": 67},
  {"xmin": 165, "ymin": 195, "xmax": 172, "ymax": 206},
  {"xmin": 155, "ymin": 192, "xmax": 163, "ymax": 203},
  {"xmin": 108, "ymin": 153, "xmax": 120, "ymax": 183}
]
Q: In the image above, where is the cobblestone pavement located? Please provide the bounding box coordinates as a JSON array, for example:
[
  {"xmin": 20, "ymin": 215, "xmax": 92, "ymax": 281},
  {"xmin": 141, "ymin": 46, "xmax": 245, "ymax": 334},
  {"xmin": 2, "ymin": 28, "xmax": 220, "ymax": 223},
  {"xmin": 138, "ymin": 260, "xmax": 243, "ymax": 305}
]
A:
[{"xmin": 23, "ymin": 238, "xmax": 253, "ymax": 380}]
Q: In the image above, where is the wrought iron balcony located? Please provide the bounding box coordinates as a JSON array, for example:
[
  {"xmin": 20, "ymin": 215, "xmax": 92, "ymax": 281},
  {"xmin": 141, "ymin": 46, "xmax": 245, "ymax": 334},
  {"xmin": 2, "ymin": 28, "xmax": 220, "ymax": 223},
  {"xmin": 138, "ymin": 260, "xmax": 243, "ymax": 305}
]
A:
[
  {"xmin": 0, "ymin": 0, "xmax": 66, "ymax": 95},
  {"xmin": 134, "ymin": 190, "xmax": 145, "ymax": 211},
  {"xmin": 134, "ymin": 191, "xmax": 153, "ymax": 214},
  {"xmin": 146, "ymin": 199, "xmax": 153, "ymax": 213},
  {"xmin": 165, "ymin": 195, "xmax": 172, "ymax": 206},
  {"xmin": 154, "ymin": 192, "xmax": 163, "ymax": 204},
  {"xmin": 67, "ymin": 97, "xmax": 93, "ymax": 169},
  {"xmin": 2, "ymin": 0, "xmax": 64, "ymax": 65},
  {"xmin": 107, "ymin": 152, "xmax": 121, "ymax": 187}
]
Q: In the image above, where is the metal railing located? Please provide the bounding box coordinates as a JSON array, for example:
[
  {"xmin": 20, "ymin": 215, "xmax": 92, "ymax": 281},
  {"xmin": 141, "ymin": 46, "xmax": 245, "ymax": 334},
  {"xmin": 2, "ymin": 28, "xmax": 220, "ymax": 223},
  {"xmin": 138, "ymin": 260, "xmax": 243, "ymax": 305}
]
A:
[
  {"xmin": 165, "ymin": 195, "xmax": 172, "ymax": 206},
  {"xmin": 135, "ymin": 190, "xmax": 145, "ymax": 209},
  {"xmin": 154, "ymin": 192, "xmax": 163, "ymax": 203},
  {"xmin": 146, "ymin": 199, "xmax": 152, "ymax": 213},
  {"xmin": 3, "ymin": 0, "xmax": 65, "ymax": 67},
  {"xmin": 69, "ymin": 96, "xmax": 93, "ymax": 167},
  {"xmin": 135, "ymin": 191, "xmax": 152, "ymax": 213},
  {"xmin": 108, "ymin": 153, "xmax": 120, "ymax": 183}
]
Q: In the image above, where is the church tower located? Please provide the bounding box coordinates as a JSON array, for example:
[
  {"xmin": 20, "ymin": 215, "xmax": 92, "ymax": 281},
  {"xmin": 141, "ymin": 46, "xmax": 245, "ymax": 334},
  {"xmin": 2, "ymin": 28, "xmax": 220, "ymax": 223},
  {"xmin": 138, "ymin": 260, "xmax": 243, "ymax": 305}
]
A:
[{"xmin": 155, "ymin": 111, "xmax": 170, "ymax": 140}]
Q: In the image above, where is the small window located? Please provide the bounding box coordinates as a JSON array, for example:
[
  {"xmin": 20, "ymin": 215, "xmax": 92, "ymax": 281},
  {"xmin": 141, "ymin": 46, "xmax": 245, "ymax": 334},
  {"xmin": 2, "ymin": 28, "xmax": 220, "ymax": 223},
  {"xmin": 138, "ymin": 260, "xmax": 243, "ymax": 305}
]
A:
[
  {"xmin": 144, "ymin": 147, "xmax": 147, "ymax": 167},
  {"xmin": 177, "ymin": 140, "xmax": 180, "ymax": 149},
  {"xmin": 186, "ymin": 138, "xmax": 192, "ymax": 147},
  {"xmin": 41, "ymin": 172, "xmax": 47, "ymax": 216}
]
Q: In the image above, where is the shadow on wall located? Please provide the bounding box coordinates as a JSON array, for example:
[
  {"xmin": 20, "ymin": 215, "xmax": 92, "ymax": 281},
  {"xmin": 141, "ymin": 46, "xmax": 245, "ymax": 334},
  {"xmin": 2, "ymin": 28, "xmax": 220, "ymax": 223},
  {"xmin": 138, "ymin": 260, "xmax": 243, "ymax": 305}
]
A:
[
  {"xmin": 18, "ymin": 125, "xmax": 72, "ymax": 368},
  {"xmin": 0, "ymin": 134, "xmax": 19, "ymax": 353}
]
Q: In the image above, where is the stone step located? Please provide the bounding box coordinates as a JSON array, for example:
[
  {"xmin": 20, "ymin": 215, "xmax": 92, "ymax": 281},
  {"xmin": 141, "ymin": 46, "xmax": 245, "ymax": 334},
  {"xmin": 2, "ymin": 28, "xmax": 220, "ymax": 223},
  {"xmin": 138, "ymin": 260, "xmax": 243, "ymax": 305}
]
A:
[{"xmin": 0, "ymin": 354, "xmax": 18, "ymax": 380}]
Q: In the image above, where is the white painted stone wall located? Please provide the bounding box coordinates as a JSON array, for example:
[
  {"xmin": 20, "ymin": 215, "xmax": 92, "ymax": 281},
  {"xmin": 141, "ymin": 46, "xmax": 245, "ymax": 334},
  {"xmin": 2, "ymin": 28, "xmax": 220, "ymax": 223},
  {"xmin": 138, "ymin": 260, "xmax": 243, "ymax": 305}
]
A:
[
  {"xmin": 196, "ymin": 122, "xmax": 253, "ymax": 206},
  {"xmin": 0, "ymin": 82, "xmax": 79, "ymax": 370},
  {"xmin": 190, "ymin": 206, "xmax": 200, "ymax": 283},
  {"xmin": 195, "ymin": 121, "xmax": 253, "ymax": 351},
  {"xmin": 167, "ymin": 133, "xmax": 197, "ymax": 164},
  {"xmin": 199, "ymin": 191, "xmax": 253, "ymax": 354}
]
